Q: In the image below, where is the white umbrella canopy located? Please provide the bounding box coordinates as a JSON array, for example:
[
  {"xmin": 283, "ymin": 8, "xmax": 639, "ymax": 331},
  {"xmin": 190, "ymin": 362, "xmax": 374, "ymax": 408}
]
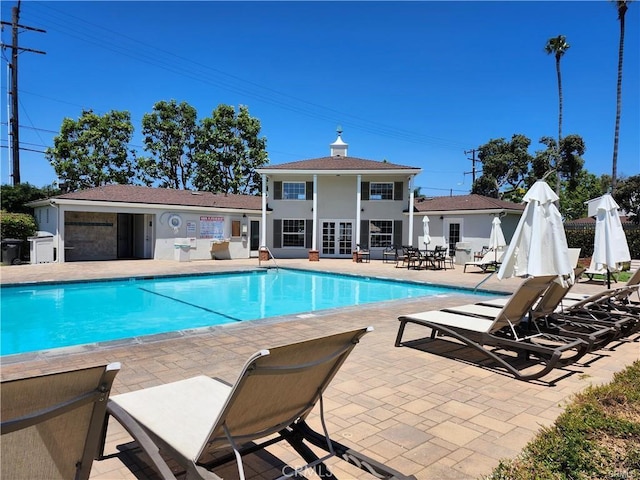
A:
[
  {"xmin": 497, "ymin": 180, "xmax": 574, "ymax": 285},
  {"xmin": 489, "ymin": 216, "xmax": 506, "ymax": 247},
  {"xmin": 422, "ymin": 216, "xmax": 431, "ymax": 246},
  {"xmin": 592, "ymin": 194, "xmax": 631, "ymax": 287}
]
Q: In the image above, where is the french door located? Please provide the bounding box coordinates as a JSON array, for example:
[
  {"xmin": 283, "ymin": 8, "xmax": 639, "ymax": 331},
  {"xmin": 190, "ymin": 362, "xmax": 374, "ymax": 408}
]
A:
[{"xmin": 321, "ymin": 220, "xmax": 353, "ymax": 257}]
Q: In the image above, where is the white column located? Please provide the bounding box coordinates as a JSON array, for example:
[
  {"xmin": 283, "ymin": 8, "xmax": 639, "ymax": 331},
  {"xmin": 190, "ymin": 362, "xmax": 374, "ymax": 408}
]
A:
[
  {"xmin": 356, "ymin": 175, "xmax": 362, "ymax": 248},
  {"xmin": 312, "ymin": 174, "xmax": 318, "ymax": 251},
  {"xmin": 408, "ymin": 176, "xmax": 415, "ymax": 247},
  {"xmin": 261, "ymin": 174, "xmax": 267, "ymax": 248}
]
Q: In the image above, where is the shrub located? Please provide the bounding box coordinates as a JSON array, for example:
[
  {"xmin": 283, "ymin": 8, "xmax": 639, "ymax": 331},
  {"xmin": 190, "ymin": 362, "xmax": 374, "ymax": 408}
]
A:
[
  {"xmin": 566, "ymin": 224, "xmax": 640, "ymax": 260},
  {"xmin": 0, "ymin": 211, "xmax": 37, "ymax": 262}
]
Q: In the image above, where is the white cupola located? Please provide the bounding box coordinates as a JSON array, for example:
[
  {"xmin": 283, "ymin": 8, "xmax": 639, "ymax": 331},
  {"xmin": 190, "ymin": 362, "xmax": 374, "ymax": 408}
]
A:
[{"xmin": 330, "ymin": 126, "xmax": 348, "ymax": 157}]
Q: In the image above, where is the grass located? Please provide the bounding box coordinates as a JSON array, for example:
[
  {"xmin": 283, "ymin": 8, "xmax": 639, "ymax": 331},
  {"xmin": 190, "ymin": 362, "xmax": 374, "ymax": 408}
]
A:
[
  {"xmin": 484, "ymin": 361, "xmax": 640, "ymax": 480},
  {"xmin": 584, "ymin": 271, "xmax": 633, "ymax": 284}
]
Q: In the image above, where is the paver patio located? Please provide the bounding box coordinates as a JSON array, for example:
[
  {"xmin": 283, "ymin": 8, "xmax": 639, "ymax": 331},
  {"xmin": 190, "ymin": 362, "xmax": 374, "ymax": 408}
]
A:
[{"xmin": 1, "ymin": 258, "xmax": 638, "ymax": 479}]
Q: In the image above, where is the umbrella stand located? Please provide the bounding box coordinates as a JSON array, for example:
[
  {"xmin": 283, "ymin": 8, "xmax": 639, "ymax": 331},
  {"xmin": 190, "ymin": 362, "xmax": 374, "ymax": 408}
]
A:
[{"xmin": 474, "ymin": 270, "xmax": 496, "ymax": 293}]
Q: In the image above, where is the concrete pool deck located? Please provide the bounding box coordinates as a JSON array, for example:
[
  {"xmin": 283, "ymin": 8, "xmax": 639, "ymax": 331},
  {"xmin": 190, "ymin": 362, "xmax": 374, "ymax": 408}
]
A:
[{"xmin": 1, "ymin": 258, "xmax": 638, "ymax": 479}]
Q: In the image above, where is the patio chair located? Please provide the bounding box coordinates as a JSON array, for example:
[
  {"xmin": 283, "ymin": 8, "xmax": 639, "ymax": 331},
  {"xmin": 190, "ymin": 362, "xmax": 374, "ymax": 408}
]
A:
[
  {"xmin": 1, "ymin": 363, "xmax": 120, "ymax": 480},
  {"xmin": 102, "ymin": 328, "xmax": 415, "ymax": 480},
  {"xmin": 355, "ymin": 243, "xmax": 370, "ymax": 263},
  {"xmin": 551, "ymin": 285, "xmax": 640, "ymax": 337},
  {"xmin": 463, "ymin": 269, "xmax": 619, "ymax": 350},
  {"xmin": 463, "ymin": 248, "xmax": 503, "ymax": 273},
  {"xmin": 382, "ymin": 244, "xmax": 399, "ymax": 264},
  {"xmin": 395, "ymin": 275, "xmax": 590, "ymax": 382}
]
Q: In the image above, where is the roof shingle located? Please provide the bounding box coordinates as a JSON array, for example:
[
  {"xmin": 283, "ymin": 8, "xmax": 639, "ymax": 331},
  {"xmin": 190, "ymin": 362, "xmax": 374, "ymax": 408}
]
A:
[
  {"xmin": 54, "ymin": 185, "xmax": 262, "ymax": 210},
  {"xmin": 414, "ymin": 194, "xmax": 524, "ymax": 212},
  {"xmin": 260, "ymin": 156, "xmax": 419, "ymax": 171}
]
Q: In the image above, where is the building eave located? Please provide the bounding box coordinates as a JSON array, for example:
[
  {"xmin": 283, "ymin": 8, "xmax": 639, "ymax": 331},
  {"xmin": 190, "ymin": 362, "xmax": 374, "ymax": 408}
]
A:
[{"xmin": 31, "ymin": 198, "xmax": 266, "ymax": 215}]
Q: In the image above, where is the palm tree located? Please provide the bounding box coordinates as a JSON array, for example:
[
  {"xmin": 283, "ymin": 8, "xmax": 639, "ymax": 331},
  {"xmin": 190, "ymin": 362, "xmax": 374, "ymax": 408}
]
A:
[
  {"xmin": 611, "ymin": 0, "xmax": 631, "ymax": 194},
  {"xmin": 545, "ymin": 35, "xmax": 570, "ymax": 194}
]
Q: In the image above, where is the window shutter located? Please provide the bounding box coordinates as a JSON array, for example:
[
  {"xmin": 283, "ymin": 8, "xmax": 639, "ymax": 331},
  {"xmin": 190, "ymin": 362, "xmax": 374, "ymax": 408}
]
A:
[
  {"xmin": 361, "ymin": 182, "xmax": 370, "ymax": 201},
  {"xmin": 273, "ymin": 181, "xmax": 282, "ymax": 200},
  {"xmin": 306, "ymin": 182, "xmax": 313, "ymax": 200},
  {"xmin": 393, "ymin": 220, "xmax": 403, "ymax": 246},
  {"xmin": 394, "ymin": 182, "xmax": 404, "ymax": 201},
  {"xmin": 273, "ymin": 219, "xmax": 282, "ymax": 248},
  {"xmin": 305, "ymin": 220, "xmax": 313, "ymax": 248},
  {"xmin": 360, "ymin": 220, "xmax": 369, "ymax": 248}
]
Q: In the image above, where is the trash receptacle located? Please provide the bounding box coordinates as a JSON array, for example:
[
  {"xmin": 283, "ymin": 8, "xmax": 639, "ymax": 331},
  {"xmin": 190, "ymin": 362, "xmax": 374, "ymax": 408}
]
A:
[
  {"xmin": 454, "ymin": 242, "xmax": 472, "ymax": 265},
  {"xmin": 1, "ymin": 238, "xmax": 24, "ymax": 265},
  {"xmin": 28, "ymin": 232, "xmax": 54, "ymax": 264},
  {"xmin": 174, "ymin": 239, "xmax": 191, "ymax": 262}
]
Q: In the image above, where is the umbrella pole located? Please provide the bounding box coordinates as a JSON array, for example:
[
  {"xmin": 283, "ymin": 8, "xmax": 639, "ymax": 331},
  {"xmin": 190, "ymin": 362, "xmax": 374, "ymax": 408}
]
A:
[{"xmin": 607, "ymin": 269, "xmax": 611, "ymax": 289}]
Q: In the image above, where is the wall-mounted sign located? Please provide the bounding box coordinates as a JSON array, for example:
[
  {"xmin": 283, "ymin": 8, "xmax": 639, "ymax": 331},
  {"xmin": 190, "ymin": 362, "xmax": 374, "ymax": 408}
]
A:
[
  {"xmin": 200, "ymin": 216, "xmax": 224, "ymax": 239},
  {"xmin": 186, "ymin": 221, "xmax": 196, "ymax": 236}
]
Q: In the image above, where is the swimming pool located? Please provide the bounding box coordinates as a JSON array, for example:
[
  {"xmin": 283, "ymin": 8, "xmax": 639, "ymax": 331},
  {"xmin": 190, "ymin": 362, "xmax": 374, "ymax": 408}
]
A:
[{"xmin": 1, "ymin": 269, "xmax": 491, "ymax": 356}]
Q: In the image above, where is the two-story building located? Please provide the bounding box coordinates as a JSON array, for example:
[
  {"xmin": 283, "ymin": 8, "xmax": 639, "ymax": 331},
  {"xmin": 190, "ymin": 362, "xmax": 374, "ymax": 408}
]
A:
[{"xmin": 255, "ymin": 131, "xmax": 421, "ymax": 260}]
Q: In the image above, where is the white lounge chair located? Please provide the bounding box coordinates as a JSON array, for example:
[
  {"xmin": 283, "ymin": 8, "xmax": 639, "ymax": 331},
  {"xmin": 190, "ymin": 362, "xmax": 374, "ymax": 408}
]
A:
[
  {"xmin": 1, "ymin": 363, "xmax": 120, "ymax": 480},
  {"xmin": 463, "ymin": 248, "xmax": 506, "ymax": 273},
  {"xmin": 396, "ymin": 275, "xmax": 589, "ymax": 381},
  {"xmin": 102, "ymin": 328, "xmax": 415, "ymax": 480}
]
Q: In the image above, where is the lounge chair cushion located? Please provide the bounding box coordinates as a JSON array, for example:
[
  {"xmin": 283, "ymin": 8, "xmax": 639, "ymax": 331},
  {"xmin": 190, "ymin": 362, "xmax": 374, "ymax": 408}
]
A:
[
  {"xmin": 111, "ymin": 376, "xmax": 232, "ymax": 460},
  {"xmin": 403, "ymin": 310, "xmax": 494, "ymax": 333}
]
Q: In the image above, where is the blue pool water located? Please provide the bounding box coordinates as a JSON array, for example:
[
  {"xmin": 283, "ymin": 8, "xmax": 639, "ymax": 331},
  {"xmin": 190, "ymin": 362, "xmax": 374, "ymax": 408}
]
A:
[{"xmin": 1, "ymin": 269, "xmax": 489, "ymax": 356}]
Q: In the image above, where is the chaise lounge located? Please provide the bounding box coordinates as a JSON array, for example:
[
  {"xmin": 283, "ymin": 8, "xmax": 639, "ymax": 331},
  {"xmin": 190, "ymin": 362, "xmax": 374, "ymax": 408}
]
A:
[
  {"xmin": 1, "ymin": 363, "xmax": 120, "ymax": 480},
  {"xmin": 102, "ymin": 328, "xmax": 415, "ymax": 480},
  {"xmin": 396, "ymin": 275, "xmax": 590, "ymax": 382}
]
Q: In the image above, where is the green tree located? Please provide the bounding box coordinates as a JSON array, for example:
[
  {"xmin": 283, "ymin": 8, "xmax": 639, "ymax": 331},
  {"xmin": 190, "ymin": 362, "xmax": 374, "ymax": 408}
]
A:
[
  {"xmin": 531, "ymin": 134, "xmax": 585, "ymax": 191},
  {"xmin": 558, "ymin": 171, "xmax": 605, "ymax": 220},
  {"xmin": 614, "ymin": 174, "xmax": 640, "ymax": 223},
  {"xmin": 45, "ymin": 110, "xmax": 136, "ymax": 192},
  {"xmin": 472, "ymin": 134, "xmax": 533, "ymax": 202},
  {"xmin": 611, "ymin": 1, "xmax": 631, "ymax": 193},
  {"xmin": 0, "ymin": 183, "xmax": 52, "ymax": 214},
  {"xmin": 139, "ymin": 100, "xmax": 198, "ymax": 189},
  {"xmin": 193, "ymin": 104, "xmax": 268, "ymax": 194},
  {"xmin": 545, "ymin": 35, "xmax": 571, "ymax": 195}
]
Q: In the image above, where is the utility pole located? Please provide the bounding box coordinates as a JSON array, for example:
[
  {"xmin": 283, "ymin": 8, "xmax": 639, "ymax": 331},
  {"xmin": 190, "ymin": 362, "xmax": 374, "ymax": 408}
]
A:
[
  {"xmin": 464, "ymin": 148, "xmax": 480, "ymax": 184},
  {"xmin": 1, "ymin": 0, "xmax": 46, "ymax": 185}
]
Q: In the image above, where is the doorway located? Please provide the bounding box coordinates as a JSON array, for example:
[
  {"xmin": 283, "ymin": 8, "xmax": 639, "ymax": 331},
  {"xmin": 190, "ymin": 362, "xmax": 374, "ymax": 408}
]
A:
[
  {"xmin": 321, "ymin": 220, "xmax": 353, "ymax": 257},
  {"xmin": 250, "ymin": 220, "xmax": 260, "ymax": 257},
  {"xmin": 117, "ymin": 213, "xmax": 154, "ymax": 259}
]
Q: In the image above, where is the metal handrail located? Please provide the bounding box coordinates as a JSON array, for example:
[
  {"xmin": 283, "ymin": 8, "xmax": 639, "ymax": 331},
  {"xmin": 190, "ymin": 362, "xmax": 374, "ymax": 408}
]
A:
[{"xmin": 258, "ymin": 246, "xmax": 279, "ymax": 270}]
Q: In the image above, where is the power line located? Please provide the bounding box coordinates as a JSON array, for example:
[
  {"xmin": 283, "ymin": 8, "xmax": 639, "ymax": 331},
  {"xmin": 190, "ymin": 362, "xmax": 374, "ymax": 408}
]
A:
[{"xmin": 25, "ymin": 2, "xmax": 471, "ymax": 151}]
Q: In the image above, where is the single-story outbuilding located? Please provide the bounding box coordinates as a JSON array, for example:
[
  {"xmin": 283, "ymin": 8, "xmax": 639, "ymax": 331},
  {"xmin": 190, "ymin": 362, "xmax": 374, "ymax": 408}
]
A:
[{"xmin": 28, "ymin": 186, "xmax": 264, "ymax": 263}]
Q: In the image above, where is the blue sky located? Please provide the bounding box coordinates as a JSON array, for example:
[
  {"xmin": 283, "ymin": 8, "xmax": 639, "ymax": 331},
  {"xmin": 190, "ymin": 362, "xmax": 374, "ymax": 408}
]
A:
[{"xmin": 2, "ymin": 1, "xmax": 639, "ymax": 195}]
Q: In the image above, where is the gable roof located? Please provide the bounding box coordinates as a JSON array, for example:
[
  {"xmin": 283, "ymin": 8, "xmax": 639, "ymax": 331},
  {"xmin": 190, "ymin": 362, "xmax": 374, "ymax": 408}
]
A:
[
  {"xmin": 257, "ymin": 156, "xmax": 420, "ymax": 174},
  {"xmin": 39, "ymin": 185, "xmax": 262, "ymax": 211},
  {"xmin": 414, "ymin": 194, "xmax": 525, "ymax": 214}
]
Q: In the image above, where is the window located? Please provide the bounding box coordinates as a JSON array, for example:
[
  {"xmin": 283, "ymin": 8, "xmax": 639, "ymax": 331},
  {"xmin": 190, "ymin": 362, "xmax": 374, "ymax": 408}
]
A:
[
  {"xmin": 231, "ymin": 220, "xmax": 241, "ymax": 237},
  {"xmin": 283, "ymin": 182, "xmax": 306, "ymax": 200},
  {"xmin": 369, "ymin": 220, "xmax": 393, "ymax": 247},
  {"xmin": 370, "ymin": 182, "xmax": 393, "ymax": 200},
  {"xmin": 282, "ymin": 219, "xmax": 305, "ymax": 247}
]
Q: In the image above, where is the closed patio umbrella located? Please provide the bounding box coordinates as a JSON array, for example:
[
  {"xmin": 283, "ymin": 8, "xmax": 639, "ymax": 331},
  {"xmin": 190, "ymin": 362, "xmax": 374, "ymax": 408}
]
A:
[
  {"xmin": 489, "ymin": 216, "xmax": 507, "ymax": 263},
  {"xmin": 591, "ymin": 194, "xmax": 631, "ymax": 289},
  {"xmin": 422, "ymin": 216, "xmax": 431, "ymax": 247},
  {"xmin": 497, "ymin": 180, "xmax": 573, "ymax": 285}
]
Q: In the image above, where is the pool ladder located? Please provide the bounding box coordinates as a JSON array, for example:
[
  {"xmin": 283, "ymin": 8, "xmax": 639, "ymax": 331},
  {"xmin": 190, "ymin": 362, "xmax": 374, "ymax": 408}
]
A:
[{"xmin": 258, "ymin": 246, "xmax": 279, "ymax": 271}]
